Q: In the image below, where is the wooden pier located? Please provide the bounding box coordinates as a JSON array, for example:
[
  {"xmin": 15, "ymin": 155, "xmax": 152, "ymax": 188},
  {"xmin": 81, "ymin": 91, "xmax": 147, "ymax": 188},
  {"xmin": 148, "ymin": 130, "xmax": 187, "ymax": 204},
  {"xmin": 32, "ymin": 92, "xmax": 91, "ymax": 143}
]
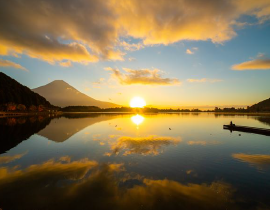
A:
[{"xmin": 223, "ymin": 124, "xmax": 270, "ymax": 136}]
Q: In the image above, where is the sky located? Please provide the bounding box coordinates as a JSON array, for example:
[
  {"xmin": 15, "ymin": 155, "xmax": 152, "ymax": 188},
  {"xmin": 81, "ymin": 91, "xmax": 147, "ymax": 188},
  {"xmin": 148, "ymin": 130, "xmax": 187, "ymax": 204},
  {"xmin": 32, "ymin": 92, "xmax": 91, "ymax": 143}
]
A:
[{"xmin": 0, "ymin": 0, "xmax": 270, "ymax": 108}]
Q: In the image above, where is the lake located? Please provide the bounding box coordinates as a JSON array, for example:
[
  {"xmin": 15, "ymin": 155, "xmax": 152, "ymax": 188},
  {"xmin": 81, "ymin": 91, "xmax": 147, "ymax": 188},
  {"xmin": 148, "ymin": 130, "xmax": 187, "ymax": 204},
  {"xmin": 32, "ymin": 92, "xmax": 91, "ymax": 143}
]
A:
[{"xmin": 0, "ymin": 113, "xmax": 270, "ymax": 210}]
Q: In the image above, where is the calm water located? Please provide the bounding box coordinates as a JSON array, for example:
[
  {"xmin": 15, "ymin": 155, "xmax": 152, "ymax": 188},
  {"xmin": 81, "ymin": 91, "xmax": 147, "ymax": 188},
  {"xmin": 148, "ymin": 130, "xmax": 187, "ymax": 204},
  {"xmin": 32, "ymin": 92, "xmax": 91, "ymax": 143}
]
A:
[{"xmin": 0, "ymin": 113, "xmax": 270, "ymax": 210}]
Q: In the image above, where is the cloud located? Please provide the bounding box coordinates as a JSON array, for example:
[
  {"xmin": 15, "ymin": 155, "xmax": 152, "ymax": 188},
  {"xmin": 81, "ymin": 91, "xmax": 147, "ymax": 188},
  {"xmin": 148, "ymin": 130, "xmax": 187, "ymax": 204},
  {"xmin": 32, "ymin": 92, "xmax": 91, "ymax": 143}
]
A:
[
  {"xmin": 120, "ymin": 41, "xmax": 144, "ymax": 51},
  {"xmin": 186, "ymin": 47, "xmax": 198, "ymax": 55},
  {"xmin": 1, "ymin": 0, "xmax": 270, "ymax": 65},
  {"xmin": 0, "ymin": 59, "xmax": 28, "ymax": 72},
  {"xmin": 186, "ymin": 49, "xmax": 194, "ymax": 54},
  {"xmin": 59, "ymin": 60, "xmax": 72, "ymax": 67},
  {"xmin": 232, "ymin": 58, "xmax": 270, "ymax": 70},
  {"xmin": 106, "ymin": 135, "xmax": 181, "ymax": 156},
  {"xmin": 0, "ymin": 0, "xmax": 120, "ymax": 64},
  {"xmin": 115, "ymin": 0, "xmax": 270, "ymax": 45},
  {"xmin": 105, "ymin": 67, "xmax": 181, "ymax": 85},
  {"xmin": 187, "ymin": 78, "xmax": 222, "ymax": 83},
  {"xmin": 128, "ymin": 57, "xmax": 136, "ymax": 61}
]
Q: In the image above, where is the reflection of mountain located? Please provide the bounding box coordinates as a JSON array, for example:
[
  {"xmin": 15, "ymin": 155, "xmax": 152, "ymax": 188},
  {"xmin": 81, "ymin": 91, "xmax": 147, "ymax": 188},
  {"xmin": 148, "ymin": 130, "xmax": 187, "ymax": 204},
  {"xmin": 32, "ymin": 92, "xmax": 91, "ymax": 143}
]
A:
[
  {"xmin": 38, "ymin": 114, "xmax": 117, "ymax": 142},
  {"xmin": 33, "ymin": 80, "xmax": 120, "ymax": 108},
  {"xmin": 0, "ymin": 116, "xmax": 51, "ymax": 154}
]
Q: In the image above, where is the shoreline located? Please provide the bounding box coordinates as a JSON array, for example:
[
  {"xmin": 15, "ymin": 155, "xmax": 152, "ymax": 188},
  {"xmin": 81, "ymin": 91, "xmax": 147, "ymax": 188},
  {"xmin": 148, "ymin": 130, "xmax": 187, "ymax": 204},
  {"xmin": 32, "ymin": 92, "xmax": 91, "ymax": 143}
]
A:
[
  {"xmin": 1, "ymin": 111, "xmax": 270, "ymax": 118},
  {"xmin": 0, "ymin": 111, "xmax": 62, "ymax": 118}
]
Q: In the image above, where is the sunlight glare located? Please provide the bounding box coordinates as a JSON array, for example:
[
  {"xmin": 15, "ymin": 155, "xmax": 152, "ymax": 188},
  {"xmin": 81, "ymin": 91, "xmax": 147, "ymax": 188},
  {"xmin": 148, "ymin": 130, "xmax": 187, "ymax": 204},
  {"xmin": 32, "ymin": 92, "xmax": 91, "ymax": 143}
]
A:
[
  {"xmin": 130, "ymin": 97, "xmax": 146, "ymax": 108},
  {"xmin": 131, "ymin": 114, "xmax": 144, "ymax": 126}
]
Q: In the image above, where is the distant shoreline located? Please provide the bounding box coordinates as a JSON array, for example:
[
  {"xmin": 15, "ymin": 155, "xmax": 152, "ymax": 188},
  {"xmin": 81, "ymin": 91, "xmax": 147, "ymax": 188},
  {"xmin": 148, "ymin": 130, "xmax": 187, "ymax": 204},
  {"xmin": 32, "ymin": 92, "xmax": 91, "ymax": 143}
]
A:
[
  {"xmin": 1, "ymin": 111, "xmax": 270, "ymax": 118},
  {"xmin": 0, "ymin": 111, "xmax": 61, "ymax": 118}
]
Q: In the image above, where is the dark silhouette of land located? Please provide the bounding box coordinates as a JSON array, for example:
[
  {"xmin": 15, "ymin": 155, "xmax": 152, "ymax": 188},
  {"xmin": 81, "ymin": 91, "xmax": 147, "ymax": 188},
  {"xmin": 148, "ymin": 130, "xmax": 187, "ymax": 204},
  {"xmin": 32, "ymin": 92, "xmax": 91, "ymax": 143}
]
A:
[{"xmin": 0, "ymin": 72, "xmax": 56, "ymax": 112}]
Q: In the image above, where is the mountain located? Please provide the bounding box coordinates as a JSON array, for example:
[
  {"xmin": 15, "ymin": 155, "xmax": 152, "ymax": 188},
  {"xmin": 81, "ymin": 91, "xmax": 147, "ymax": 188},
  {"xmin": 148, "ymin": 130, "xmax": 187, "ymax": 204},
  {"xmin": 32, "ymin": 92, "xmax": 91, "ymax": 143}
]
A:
[
  {"xmin": 32, "ymin": 80, "xmax": 120, "ymax": 108},
  {"xmin": 248, "ymin": 98, "xmax": 270, "ymax": 112},
  {"xmin": 0, "ymin": 72, "xmax": 52, "ymax": 108}
]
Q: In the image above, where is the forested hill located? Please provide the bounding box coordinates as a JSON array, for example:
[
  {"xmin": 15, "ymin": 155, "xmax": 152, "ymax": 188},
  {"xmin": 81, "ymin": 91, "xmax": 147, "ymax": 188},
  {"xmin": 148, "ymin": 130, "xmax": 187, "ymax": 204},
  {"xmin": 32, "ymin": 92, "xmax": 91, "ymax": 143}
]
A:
[
  {"xmin": 0, "ymin": 72, "xmax": 52, "ymax": 108},
  {"xmin": 248, "ymin": 98, "xmax": 270, "ymax": 112}
]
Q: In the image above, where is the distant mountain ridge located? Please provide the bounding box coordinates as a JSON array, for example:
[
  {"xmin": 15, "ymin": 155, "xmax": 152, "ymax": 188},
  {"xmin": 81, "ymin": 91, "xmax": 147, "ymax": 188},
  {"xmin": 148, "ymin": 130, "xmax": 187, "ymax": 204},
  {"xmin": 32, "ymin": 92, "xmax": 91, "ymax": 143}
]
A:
[
  {"xmin": 0, "ymin": 72, "xmax": 52, "ymax": 108},
  {"xmin": 32, "ymin": 80, "xmax": 120, "ymax": 108}
]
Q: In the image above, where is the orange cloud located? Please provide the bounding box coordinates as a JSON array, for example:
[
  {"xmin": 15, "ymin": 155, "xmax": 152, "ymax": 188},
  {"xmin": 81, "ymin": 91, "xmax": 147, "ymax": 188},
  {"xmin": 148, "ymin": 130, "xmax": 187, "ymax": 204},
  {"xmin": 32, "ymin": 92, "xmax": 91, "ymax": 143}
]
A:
[
  {"xmin": 59, "ymin": 60, "xmax": 72, "ymax": 67},
  {"xmin": 114, "ymin": 0, "xmax": 270, "ymax": 45},
  {"xmin": 106, "ymin": 67, "xmax": 180, "ymax": 85},
  {"xmin": 232, "ymin": 58, "xmax": 270, "ymax": 70},
  {"xmin": 0, "ymin": 59, "xmax": 28, "ymax": 72},
  {"xmin": 187, "ymin": 78, "xmax": 222, "ymax": 83},
  {"xmin": 1, "ymin": 0, "xmax": 270, "ymax": 65}
]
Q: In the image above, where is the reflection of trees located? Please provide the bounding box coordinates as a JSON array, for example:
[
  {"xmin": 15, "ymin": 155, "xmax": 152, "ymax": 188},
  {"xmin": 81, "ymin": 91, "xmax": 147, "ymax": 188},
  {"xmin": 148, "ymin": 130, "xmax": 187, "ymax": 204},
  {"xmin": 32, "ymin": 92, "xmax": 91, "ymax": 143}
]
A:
[
  {"xmin": 256, "ymin": 117, "xmax": 270, "ymax": 127},
  {"xmin": 0, "ymin": 158, "xmax": 242, "ymax": 210},
  {"xmin": 0, "ymin": 116, "xmax": 52, "ymax": 154}
]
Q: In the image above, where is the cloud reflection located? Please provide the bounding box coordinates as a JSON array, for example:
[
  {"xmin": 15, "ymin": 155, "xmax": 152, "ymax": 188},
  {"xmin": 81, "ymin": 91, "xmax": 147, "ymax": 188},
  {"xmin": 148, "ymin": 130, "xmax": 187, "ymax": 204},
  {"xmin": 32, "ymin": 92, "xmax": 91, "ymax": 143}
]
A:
[
  {"xmin": 106, "ymin": 135, "xmax": 181, "ymax": 156},
  {"xmin": 0, "ymin": 157, "xmax": 239, "ymax": 210},
  {"xmin": 232, "ymin": 153, "xmax": 270, "ymax": 169},
  {"xmin": 0, "ymin": 152, "xmax": 27, "ymax": 164}
]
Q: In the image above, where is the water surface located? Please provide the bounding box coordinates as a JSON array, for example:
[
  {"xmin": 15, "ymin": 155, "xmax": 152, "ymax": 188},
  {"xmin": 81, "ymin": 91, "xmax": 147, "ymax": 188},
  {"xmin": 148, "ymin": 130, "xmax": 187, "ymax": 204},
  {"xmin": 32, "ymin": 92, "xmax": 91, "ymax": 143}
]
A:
[{"xmin": 0, "ymin": 113, "xmax": 270, "ymax": 210}]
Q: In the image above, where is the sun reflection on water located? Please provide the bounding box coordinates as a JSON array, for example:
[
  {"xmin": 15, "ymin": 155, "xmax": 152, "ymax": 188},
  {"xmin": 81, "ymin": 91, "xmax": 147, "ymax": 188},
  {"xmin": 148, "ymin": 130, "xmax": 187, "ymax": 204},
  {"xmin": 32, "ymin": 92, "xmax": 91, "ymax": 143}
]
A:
[{"xmin": 131, "ymin": 114, "xmax": 144, "ymax": 127}]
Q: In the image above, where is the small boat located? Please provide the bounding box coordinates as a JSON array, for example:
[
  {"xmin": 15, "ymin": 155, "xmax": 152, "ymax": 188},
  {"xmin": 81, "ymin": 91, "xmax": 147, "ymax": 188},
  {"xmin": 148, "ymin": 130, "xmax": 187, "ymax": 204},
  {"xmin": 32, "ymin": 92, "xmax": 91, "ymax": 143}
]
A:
[{"xmin": 223, "ymin": 124, "xmax": 270, "ymax": 136}]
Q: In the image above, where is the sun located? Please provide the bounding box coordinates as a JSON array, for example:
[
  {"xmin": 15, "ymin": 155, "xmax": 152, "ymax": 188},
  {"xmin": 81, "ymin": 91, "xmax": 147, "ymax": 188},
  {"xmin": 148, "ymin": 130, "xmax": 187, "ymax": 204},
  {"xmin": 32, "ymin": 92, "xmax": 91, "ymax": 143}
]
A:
[{"xmin": 130, "ymin": 97, "xmax": 146, "ymax": 108}]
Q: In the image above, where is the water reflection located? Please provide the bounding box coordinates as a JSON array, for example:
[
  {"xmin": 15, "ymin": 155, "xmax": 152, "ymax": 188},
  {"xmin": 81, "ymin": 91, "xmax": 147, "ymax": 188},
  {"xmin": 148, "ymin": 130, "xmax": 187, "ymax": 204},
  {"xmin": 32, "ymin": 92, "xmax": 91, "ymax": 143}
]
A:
[
  {"xmin": 255, "ymin": 117, "xmax": 270, "ymax": 126},
  {"xmin": 38, "ymin": 114, "xmax": 117, "ymax": 142},
  {"xmin": 0, "ymin": 152, "xmax": 27, "ymax": 164},
  {"xmin": 131, "ymin": 114, "xmax": 144, "ymax": 127},
  {"xmin": 232, "ymin": 153, "xmax": 270, "ymax": 170},
  {"xmin": 106, "ymin": 135, "xmax": 181, "ymax": 156},
  {"xmin": 0, "ymin": 116, "xmax": 52, "ymax": 154},
  {"xmin": 0, "ymin": 113, "xmax": 270, "ymax": 209},
  {"xmin": 0, "ymin": 158, "xmax": 237, "ymax": 210}
]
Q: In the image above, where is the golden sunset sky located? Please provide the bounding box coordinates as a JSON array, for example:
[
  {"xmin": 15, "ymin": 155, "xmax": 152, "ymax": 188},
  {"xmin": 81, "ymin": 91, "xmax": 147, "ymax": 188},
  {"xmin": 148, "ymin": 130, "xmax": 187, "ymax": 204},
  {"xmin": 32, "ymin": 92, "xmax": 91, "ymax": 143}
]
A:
[{"xmin": 0, "ymin": 0, "xmax": 270, "ymax": 108}]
